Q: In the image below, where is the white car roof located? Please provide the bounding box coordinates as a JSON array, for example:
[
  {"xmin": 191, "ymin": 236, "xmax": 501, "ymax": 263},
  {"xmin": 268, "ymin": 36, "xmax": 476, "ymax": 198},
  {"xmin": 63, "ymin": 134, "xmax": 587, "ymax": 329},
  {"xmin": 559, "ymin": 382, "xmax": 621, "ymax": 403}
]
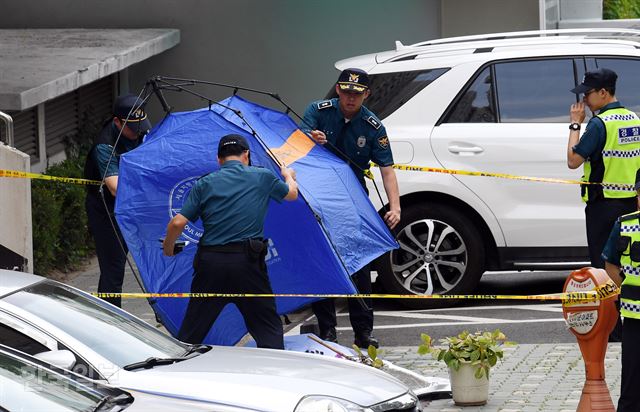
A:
[
  {"xmin": 0, "ymin": 269, "xmax": 43, "ymax": 297},
  {"xmin": 336, "ymin": 28, "xmax": 640, "ymax": 73}
]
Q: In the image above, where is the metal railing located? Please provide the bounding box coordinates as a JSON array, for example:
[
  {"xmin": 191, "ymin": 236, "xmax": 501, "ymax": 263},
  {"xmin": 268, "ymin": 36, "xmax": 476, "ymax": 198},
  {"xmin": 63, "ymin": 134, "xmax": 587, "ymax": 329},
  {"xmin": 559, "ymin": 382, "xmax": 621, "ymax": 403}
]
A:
[{"xmin": 0, "ymin": 111, "xmax": 14, "ymax": 147}]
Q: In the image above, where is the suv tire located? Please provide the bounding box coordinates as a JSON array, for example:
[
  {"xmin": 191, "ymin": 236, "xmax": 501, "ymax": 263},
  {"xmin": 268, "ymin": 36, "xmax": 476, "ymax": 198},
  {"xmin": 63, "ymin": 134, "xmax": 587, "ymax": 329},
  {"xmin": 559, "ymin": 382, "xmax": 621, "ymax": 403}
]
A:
[{"xmin": 377, "ymin": 203, "xmax": 485, "ymax": 309}]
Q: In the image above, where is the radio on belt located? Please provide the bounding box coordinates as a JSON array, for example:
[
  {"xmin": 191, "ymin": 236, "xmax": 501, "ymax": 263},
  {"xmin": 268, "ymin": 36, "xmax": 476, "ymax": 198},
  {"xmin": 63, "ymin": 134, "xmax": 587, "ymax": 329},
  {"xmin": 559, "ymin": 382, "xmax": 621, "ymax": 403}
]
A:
[{"xmin": 562, "ymin": 267, "xmax": 619, "ymax": 412}]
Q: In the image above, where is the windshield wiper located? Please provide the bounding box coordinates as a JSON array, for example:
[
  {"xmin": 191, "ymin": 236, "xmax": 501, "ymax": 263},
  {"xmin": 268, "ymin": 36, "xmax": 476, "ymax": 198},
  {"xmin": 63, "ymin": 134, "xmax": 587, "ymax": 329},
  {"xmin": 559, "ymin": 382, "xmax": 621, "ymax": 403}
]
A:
[
  {"xmin": 123, "ymin": 356, "xmax": 191, "ymax": 371},
  {"xmin": 181, "ymin": 343, "xmax": 212, "ymax": 357},
  {"xmin": 93, "ymin": 393, "xmax": 133, "ymax": 412}
]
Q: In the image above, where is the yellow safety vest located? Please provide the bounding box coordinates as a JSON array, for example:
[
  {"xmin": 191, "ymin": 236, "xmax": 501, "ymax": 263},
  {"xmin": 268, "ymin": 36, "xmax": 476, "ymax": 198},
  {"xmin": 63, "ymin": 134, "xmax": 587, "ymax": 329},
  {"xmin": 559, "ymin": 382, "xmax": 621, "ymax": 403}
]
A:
[
  {"xmin": 582, "ymin": 107, "xmax": 640, "ymax": 202},
  {"xmin": 619, "ymin": 211, "xmax": 640, "ymax": 320}
]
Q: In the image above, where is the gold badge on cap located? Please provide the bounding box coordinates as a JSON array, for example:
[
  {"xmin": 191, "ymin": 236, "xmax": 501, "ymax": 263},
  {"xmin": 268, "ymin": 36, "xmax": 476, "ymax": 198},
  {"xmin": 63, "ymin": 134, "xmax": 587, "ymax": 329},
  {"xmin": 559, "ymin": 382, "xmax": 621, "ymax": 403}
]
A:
[{"xmin": 349, "ymin": 73, "xmax": 360, "ymax": 83}]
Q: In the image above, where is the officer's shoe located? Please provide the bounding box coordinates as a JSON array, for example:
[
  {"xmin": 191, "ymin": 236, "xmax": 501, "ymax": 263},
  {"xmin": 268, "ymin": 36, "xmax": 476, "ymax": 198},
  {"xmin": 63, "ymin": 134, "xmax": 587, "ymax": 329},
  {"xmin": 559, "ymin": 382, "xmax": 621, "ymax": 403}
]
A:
[
  {"xmin": 320, "ymin": 328, "xmax": 338, "ymax": 343},
  {"xmin": 354, "ymin": 333, "xmax": 379, "ymax": 349}
]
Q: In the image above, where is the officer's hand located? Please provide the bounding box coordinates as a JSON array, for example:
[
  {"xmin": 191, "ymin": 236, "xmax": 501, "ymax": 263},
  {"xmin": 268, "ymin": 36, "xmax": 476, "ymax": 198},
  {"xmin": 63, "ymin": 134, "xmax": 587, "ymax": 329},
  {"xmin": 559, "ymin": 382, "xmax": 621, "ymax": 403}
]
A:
[
  {"xmin": 384, "ymin": 209, "xmax": 401, "ymax": 230},
  {"xmin": 162, "ymin": 241, "xmax": 174, "ymax": 257},
  {"xmin": 310, "ymin": 130, "xmax": 327, "ymax": 145},
  {"xmin": 570, "ymin": 102, "xmax": 586, "ymax": 124},
  {"xmin": 281, "ymin": 166, "xmax": 296, "ymax": 180}
]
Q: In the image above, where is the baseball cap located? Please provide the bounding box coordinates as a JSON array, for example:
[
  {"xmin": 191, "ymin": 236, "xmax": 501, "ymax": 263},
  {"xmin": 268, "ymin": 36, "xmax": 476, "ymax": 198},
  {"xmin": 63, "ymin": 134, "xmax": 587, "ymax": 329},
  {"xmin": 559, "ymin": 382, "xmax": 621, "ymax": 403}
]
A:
[
  {"xmin": 570, "ymin": 68, "xmax": 618, "ymax": 94},
  {"xmin": 337, "ymin": 68, "xmax": 370, "ymax": 93},
  {"xmin": 218, "ymin": 134, "xmax": 250, "ymax": 155},
  {"xmin": 113, "ymin": 94, "xmax": 152, "ymax": 135}
]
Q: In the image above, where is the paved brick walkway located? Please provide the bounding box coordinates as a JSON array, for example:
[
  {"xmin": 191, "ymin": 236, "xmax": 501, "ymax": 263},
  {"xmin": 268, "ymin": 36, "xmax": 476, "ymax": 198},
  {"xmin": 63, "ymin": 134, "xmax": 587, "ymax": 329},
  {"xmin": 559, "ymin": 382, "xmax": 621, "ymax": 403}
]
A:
[{"xmin": 384, "ymin": 344, "xmax": 621, "ymax": 411}]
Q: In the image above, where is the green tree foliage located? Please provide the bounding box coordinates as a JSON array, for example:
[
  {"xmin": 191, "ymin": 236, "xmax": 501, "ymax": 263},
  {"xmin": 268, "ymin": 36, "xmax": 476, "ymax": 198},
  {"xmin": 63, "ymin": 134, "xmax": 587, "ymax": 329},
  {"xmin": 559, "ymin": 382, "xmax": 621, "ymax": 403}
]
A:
[{"xmin": 604, "ymin": 0, "xmax": 640, "ymax": 19}]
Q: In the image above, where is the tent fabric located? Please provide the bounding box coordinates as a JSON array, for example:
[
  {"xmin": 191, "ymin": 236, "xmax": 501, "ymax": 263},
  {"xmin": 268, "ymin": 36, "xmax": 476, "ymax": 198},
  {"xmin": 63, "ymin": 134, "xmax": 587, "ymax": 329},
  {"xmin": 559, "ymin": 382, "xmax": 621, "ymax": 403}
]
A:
[{"xmin": 115, "ymin": 96, "xmax": 398, "ymax": 345}]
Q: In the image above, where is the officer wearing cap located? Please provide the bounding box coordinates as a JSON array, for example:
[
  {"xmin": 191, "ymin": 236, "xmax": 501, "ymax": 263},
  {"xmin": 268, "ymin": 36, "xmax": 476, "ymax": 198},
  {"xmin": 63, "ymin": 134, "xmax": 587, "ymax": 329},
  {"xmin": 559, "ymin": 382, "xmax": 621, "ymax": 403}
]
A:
[
  {"xmin": 163, "ymin": 134, "xmax": 298, "ymax": 349},
  {"xmin": 84, "ymin": 94, "xmax": 152, "ymax": 307},
  {"xmin": 602, "ymin": 168, "xmax": 640, "ymax": 411},
  {"xmin": 568, "ymin": 68, "xmax": 640, "ymax": 341},
  {"xmin": 568, "ymin": 68, "xmax": 640, "ymax": 268},
  {"xmin": 301, "ymin": 68, "xmax": 401, "ymax": 349}
]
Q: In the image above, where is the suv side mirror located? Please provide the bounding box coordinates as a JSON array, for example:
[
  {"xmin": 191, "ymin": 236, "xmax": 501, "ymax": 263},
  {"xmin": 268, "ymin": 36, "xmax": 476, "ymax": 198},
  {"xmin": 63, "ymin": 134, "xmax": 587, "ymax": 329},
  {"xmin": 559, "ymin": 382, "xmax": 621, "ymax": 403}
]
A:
[{"xmin": 33, "ymin": 350, "xmax": 77, "ymax": 370}]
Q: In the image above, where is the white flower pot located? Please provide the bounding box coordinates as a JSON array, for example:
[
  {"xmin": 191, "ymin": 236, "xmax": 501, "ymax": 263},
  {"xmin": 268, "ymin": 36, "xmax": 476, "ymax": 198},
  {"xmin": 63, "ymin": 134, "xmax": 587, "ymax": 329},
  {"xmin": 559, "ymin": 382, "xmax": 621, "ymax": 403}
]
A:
[{"xmin": 448, "ymin": 363, "xmax": 489, "ymax": 406}]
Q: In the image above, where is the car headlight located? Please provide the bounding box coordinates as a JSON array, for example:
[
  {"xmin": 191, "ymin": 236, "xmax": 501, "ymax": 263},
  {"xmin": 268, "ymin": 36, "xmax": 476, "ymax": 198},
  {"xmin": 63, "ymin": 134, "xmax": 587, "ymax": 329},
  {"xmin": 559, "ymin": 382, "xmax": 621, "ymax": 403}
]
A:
[{"xmin": 294, "ymin": 396, "xmax": 372, "ymax": 412}]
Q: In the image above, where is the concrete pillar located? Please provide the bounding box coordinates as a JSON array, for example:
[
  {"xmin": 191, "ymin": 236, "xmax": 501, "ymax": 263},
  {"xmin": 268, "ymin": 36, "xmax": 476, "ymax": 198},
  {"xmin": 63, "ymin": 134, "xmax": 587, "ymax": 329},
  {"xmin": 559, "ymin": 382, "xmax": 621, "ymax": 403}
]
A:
[
  {"xmin": 560, "ymin": 0, "xmax": 603, "ymax": 20},
  {"xmin": 0, "ymin": 144, "xmax": 33, "ymax": 272}
]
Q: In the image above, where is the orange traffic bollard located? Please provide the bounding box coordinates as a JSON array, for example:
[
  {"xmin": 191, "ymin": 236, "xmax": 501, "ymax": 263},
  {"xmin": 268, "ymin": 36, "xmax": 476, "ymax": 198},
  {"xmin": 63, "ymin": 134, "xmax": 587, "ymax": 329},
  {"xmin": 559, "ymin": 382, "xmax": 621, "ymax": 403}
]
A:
[{"xmin": 562, "ymin": 267, "xmax": 619, "ymax": 412}]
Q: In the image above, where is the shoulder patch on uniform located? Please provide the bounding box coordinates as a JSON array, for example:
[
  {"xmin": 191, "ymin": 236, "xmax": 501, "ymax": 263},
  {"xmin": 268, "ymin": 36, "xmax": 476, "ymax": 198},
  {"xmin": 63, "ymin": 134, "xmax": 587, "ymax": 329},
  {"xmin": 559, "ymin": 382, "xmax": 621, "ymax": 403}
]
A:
[
  {"xmin": 317, "ymin": 100, "xmax": 333, "ymax": 110},
  {"xmin": 377, "ymin": 136, "xmax": 389, "ymax": 149},
  {"xmin": 621, "ymin": 211, "xmax": 640, "ymax": 222},
  {"xmin": 366, "ymin": 116, "xmax": 381, "ymax": 130}
]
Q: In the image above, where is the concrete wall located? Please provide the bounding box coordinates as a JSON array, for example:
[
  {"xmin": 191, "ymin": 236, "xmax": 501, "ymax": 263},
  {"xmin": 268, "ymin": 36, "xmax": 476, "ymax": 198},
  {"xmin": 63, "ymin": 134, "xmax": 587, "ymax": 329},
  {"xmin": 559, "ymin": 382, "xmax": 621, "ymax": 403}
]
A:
[
  {"xmin": 0, "ymin": 0, "xmax": 440, "ymax": 119},
  {"xmin": 0, "ymin": 144, "xmax": 33, "ymax": 272},
  {"xmin": 441, "ymin": 0, "xmax": 540, "ymax": 37}
]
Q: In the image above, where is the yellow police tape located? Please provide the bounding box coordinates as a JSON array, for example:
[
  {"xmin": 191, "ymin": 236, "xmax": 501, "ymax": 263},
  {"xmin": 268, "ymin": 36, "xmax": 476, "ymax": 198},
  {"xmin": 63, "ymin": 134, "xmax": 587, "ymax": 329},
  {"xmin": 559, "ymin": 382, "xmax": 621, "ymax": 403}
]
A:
[
  {"xmin": 1, "ymin": 166, "xmax": 634, "ymax": 190},
  {"xmin": 367, "ymin": 164, "xmax": 634, "ymax": 190},
  {"xmin": 0, "ymin": 169, "xmax": 101, "ymax": 185},
  {"xmin": 94, "ymin": 281, "xmax": 619, "ymax": 307}
]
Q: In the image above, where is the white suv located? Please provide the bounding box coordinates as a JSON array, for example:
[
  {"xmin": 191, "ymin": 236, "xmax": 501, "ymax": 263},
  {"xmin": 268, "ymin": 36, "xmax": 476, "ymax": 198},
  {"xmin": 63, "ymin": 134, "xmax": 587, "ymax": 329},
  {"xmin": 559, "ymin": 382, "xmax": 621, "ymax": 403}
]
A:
[{"xmin": 331, "ymin": 28, "xmax": 640, "ymax": 307}]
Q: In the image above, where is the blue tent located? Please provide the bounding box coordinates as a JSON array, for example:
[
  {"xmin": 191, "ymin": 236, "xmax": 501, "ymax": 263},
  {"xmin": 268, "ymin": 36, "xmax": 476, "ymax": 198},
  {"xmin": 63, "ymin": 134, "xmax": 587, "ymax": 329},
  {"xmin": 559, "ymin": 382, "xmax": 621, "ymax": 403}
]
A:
[{"xmin": 115, "ymin": 96, "xmax": 398, "ymax": 345}]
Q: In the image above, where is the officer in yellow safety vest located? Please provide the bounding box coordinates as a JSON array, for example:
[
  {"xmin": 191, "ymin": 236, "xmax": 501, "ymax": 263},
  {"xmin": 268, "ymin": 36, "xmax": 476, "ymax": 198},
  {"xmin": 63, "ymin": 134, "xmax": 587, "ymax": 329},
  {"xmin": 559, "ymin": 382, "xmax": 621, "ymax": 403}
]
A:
[
  {"xmin": 603, "ymin": 168, "xmax": 640, "ymax": 412},
  {"xmin": 568, "ymin": 68, "xmax": 640, "ymax": 342}
]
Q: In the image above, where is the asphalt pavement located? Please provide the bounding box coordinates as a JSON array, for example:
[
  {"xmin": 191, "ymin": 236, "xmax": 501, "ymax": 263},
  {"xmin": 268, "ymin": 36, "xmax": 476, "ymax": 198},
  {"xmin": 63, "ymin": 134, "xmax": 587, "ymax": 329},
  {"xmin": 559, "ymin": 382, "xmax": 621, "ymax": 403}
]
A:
[{"xmin": 63, "ymin": 261, "xmax": 623, "ymax": 411}]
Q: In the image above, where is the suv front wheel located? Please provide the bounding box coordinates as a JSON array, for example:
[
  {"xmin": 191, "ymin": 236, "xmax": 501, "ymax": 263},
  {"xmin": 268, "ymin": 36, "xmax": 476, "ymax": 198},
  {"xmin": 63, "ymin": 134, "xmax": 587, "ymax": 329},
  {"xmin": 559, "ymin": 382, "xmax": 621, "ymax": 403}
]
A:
[{"xmin": 377, "ymin": 203, "xmax": 485, "ymax": 309}]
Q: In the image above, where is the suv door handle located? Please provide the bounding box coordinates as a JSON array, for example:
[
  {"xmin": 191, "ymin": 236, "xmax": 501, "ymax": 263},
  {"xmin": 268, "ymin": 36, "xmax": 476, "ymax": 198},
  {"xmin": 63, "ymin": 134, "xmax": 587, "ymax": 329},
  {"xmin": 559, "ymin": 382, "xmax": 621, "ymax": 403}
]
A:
[{"xmin": 448, "ymin": 145, "xmax": 484, "ymax": 155}]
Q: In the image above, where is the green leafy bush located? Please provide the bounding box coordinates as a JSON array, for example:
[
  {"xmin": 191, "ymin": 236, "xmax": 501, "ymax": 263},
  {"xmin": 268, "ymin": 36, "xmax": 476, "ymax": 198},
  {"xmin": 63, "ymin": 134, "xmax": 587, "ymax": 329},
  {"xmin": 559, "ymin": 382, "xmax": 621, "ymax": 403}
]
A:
[
  {"xmin": 604, "ymin": 0, "xmax": 640, "ymax": 19},
  {"xmin": 31, "ymin": 110, "xmax": 101, "ymax": 275}
]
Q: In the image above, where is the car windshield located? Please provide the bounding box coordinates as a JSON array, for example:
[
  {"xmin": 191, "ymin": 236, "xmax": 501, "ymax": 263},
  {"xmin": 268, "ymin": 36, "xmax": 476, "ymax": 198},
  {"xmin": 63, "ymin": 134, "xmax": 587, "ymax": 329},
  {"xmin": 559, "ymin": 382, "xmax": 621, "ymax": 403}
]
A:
[
  {"xmin": 2, "ymin": 281, "xmax": 188, "ymax": 367},
  {"xmin": 0, "ymin": 351, "xmax": 103, "ymax": 411}
]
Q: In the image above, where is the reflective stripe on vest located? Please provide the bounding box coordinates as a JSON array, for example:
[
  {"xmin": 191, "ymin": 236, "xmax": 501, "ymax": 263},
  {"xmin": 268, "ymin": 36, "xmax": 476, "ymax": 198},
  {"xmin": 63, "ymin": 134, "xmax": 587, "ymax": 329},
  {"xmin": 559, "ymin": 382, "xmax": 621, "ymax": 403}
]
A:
[
  {"xmin": 582, "ymin": 107, "xmax": 640, "ymax": 202},
  {"xmin": 620, "ymin": 214, "xmax": 640, "ymax": 319}
]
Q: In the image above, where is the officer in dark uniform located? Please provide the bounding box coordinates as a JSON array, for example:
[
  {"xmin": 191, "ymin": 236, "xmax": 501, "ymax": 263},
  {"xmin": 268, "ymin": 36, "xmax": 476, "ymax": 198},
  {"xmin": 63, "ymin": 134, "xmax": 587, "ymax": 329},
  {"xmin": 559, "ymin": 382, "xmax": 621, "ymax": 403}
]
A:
[
  {"xmin": 163, "ymin": 134, "xmax": 298, "ymax": 349},
  {"xmin": 301, "ymin": 68, "xmax": 401, "ymax": 348},
  {"xmin": 84, "ymin": 94, "xmax": 151, "ymax": 307},
  {"xmin": 602, "ymin": 168, "xmax": 640, "ymax": 412},
  {"xmin": 568, "ymin": 68, "xmax": 640, "ymax": 341}
]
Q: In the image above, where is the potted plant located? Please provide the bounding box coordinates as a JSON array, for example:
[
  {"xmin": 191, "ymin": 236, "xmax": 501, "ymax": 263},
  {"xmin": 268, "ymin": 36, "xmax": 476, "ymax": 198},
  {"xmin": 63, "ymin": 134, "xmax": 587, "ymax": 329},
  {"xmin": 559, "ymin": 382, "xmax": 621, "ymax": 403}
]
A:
[{"xmin": 418, "ymin": 329, "xmax": 513, "ymax": 406}]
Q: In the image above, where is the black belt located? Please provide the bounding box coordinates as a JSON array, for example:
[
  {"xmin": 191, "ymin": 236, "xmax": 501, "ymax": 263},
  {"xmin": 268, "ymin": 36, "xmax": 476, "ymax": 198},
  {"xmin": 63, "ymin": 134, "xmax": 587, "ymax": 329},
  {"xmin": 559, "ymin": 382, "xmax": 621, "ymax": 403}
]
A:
[
  {"xmin": 621, "ymin": 284, "xmax": 640, "ymax": 301},
  {"xmin": 199, "ymin": 241, "xmax": 246, "ymax": 253}
]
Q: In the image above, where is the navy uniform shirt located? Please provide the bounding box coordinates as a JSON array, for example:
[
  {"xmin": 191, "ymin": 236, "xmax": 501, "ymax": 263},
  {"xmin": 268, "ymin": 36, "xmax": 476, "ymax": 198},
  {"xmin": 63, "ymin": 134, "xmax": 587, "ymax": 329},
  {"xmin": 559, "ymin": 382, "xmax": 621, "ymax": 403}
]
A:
[
  {"xmin": 180, "ymin": 160, "xmax": 290, "ymax": 246},
  {"xmin": 602, "ymin": 220, "xmax": 623, "ymax": 267},
  {"xmin": 573, "ymin": 102, "xmax": 623, "ymax": 161},
  {"xmin": 301, "ymin": 98, "xmax": 394, "ymax": 186}
]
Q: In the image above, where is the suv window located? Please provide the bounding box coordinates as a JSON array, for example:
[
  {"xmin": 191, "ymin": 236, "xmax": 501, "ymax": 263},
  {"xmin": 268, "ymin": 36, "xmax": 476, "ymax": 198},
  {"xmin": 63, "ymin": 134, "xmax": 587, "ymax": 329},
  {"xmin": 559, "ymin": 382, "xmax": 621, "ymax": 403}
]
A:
[
  {"xmin": 494, "ymin": 59, "xmax": 575, "ymax": 123},
  {"xmin": 445, "ymin": 66, "xmax": 496, "ymax": 123},
  {"xmin": 325, "ymin": 68, "xmax": 448, "ymax": 120},
  {"xmin": 595, "ymin": 58, "xmax": 640, "ymax": 114}
]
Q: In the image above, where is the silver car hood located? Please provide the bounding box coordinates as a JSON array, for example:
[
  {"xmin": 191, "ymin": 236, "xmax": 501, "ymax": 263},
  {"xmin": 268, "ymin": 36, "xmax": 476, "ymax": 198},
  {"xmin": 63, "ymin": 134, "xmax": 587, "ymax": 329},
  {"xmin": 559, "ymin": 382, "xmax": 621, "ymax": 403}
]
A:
[{"xmin": 116, "ymin": 346, "xmax": 409, "ymax": 411}]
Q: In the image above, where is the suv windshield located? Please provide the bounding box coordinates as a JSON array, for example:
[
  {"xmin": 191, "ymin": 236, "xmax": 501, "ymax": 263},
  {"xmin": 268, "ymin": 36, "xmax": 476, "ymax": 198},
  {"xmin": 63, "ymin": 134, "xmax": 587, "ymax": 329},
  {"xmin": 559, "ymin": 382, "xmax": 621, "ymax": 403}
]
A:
[
  {"xmin": 2, "ymin": 282, "xmax": 187, "ymax": 367},
  {"xmin": 325, "ymin": 68, "xmax": 449, "ymax": 119}
]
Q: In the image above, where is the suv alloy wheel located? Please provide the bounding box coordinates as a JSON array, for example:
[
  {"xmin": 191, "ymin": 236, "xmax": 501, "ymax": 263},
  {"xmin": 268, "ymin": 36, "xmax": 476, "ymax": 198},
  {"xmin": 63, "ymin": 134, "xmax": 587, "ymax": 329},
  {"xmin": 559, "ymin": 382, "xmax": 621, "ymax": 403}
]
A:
[{"xmin": 377, "ymin": 203, "xmax": 484, "ymax": 309}]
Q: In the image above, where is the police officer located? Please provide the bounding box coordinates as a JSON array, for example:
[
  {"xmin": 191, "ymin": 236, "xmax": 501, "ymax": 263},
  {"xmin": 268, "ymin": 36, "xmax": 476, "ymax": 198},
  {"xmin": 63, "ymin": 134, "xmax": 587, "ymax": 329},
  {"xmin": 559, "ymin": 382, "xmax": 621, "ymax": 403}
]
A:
[
  {"xmin": 602, "ymin": 168, "xmax": 640, "ymax": 412},
  {"xmin": 568, "ymin": 68, "xmax": 640, "ymax": 341},
  {"xmin": 302, "ymin": 68, "xmax": 401, "ymax": 348},
  {"xmin": 84, "ymin": 94, "xmax": 151, "ymax": 307},
  {"xmin": 163, "ymin": 134, "xmax": 298, "ymax": 349}
]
